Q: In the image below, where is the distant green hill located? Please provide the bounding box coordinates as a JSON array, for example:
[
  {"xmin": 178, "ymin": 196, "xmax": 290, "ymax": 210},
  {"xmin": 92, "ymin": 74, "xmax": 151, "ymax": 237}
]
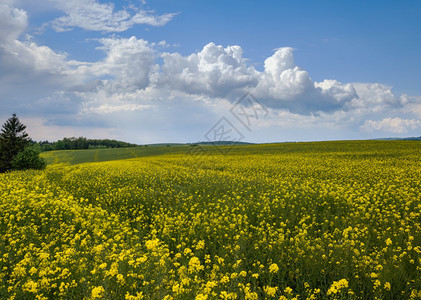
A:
[{"xmin": 373, "ymin": 136, "xmax": 421, "ymax": 141}]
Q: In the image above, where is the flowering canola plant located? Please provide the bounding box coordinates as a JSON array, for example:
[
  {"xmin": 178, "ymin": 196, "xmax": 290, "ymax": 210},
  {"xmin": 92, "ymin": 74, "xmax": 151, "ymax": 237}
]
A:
[{"xmin": 1, "ymin": 141, "xmax": 421, "ymax": 299}]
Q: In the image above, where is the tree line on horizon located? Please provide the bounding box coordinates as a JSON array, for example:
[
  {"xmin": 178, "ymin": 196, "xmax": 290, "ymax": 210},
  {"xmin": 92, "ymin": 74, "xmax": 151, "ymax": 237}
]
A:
[{"xmin": 38, "ymin": 137, "xmax": 138, "ymax": 151}]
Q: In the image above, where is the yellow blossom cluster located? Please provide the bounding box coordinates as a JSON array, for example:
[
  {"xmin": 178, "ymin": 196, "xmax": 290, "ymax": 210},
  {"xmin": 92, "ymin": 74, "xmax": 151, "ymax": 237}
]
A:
[{"xmin": 1, "ymin": 140, "xmax": 421, "ymax": 299}]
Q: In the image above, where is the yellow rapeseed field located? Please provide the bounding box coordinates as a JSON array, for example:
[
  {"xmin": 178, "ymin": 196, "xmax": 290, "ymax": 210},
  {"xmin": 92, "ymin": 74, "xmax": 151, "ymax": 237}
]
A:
[{"xmin": 1, "ymin": 141, "xmax": 420, "ymax": 299}]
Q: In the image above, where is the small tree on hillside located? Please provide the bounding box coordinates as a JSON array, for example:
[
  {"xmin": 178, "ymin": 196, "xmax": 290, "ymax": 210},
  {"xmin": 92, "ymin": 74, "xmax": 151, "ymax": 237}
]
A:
[{"xmin": 0, "ymin": 114, "xmax": 45, "ymax": 172}]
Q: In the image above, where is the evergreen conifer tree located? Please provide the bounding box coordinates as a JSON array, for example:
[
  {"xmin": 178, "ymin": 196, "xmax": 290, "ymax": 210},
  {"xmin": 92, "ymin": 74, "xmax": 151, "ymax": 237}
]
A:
[{"xmin": 0, "ymin": 114, "xmax": 31, "ymax": 172}]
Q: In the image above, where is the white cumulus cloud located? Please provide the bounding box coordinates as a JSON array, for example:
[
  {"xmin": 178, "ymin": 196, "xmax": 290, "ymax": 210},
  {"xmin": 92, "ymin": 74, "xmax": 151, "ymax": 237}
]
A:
[
  {"xmin": 361, "ymin": 117, "xmax": 421, "ymax": 133},
  {"xmin": 159, "ymin": 42, "xmax": 259, "ymax": 98},
  {"xmin": 0, "ymin": 1, "xmax": 80, "ymax": 107},
  {"xmin": 252, "ymin": 48, "xmax": 351, "ymax": 113},
  {"xmin": 0, "ymin": 0, "xmax": 27, "ymax": 44},
  {"xmin": 347, "ymin": 83, "xmax": 402, "ymax": 110},
  {"xmin": 49, "ymin": 0, "xmax": 178, "ymax": 32},
  {"xmin": 315, "ymin": 80, "xmax": 357, "ymax": 102},
  {"xmin": 93, "ymin": 37, "xmax": 156, "ymax": 91},
  {"xmin": 255, "ymin": 47, "xmax": 313, "ymax": 100}
]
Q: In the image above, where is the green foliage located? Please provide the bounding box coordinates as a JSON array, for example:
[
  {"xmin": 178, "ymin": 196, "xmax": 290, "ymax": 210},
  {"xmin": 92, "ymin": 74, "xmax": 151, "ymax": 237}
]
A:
[
  {"xmin": 11, "ymin": 145, "xmax": 46, "ymax": 170},
  {"xmin": 39, "ymin": 137, "xmax": 138, "ymax": 151},
  {"xmin": 88, "ymin": 144, "xmax": 108, "ymax": 149},
  {"xmin": 0, "ymin": 114, "xmax": 31, "ymax": 172}
]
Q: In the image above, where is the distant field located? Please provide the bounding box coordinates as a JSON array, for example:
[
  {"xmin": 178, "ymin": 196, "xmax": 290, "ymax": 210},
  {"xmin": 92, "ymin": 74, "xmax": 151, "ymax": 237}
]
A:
[
  {"xmin": 41, "ymin": 140, "xmax": 420, "ymax": 166},
  {"xmin": 41, "ymin": 145, "xmax": 190, "ymax": 165},
  {"xmin": 2, "ymin": 140, "xmax": 421, "ymax": 299}
]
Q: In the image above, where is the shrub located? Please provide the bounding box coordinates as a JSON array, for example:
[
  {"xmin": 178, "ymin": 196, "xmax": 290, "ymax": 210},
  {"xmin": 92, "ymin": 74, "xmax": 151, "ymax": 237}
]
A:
[{"xmin": 11, "ymin": 145, "xmax": 46, "ymax": 170}]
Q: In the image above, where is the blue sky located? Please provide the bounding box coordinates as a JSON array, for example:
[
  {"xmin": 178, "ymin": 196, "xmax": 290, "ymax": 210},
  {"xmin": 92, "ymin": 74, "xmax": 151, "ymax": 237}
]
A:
[{"xmin": 1, "ymin": 0, "xmax": 421, "ymax": 143}]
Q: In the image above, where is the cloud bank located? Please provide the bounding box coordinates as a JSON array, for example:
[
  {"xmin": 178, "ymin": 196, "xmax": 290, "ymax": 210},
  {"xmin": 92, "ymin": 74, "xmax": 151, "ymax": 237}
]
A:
[{"xmin": 1, "ymin": 0, "xmax": 420, "ymax": 142}]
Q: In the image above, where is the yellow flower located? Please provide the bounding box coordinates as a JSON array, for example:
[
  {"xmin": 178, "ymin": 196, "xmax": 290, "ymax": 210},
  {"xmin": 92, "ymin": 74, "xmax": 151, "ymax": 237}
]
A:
[
  {"xmin": 264, "ymin": 286, "xmax": 278, "ymax": 297},
  {"xmin": 99, "ymin": 262, "xmax": 107, "ymax": 269},
  {"xmin": 284, "ymin": 287, "xmax": 293, "ymax": 295},
  {"xmin": 196, "ymin": 240, "xmax": 205, "ymax": 250},
  {"xmin": 245, "ymin": 291, "xmax": 258, "ymax": 300},
  {"xmin": 91, "ymin": 286, "xmax": 105, "ymax": 299},
  {"xmin": 220, "ymin": 276, "xmax": 230, "ymax": 284},
  {"xmin": 195, "ymin": 294, "xmax": 208, "ymax": 300},
  {"xmin": 117, "ymin": 273, "xmax": 125, "ymax": 284},
  {"xmin": 189, "ymin": 256, "xmax": 202, "ymax": 269},
  {"xmin": 145, "ymin": 239, "xmax": 160, "ymax": 250},
  {"xmin": 269, "ymin": 263, "xmax": 279, "ymax": 274},
  {"xmin": 172, "ymin": 283, "xmax": 183, "ymax": 294},
  {"xmin": 327, "ymin": 279, "xmax": 349, "ymax": 295},
  {"xmin": 22, "ymin": 280, "xmax": 38, "ymax": 294},
  {"xmin": 125, "ymin": 291, "xmax": 144, "ymax": 299}
]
